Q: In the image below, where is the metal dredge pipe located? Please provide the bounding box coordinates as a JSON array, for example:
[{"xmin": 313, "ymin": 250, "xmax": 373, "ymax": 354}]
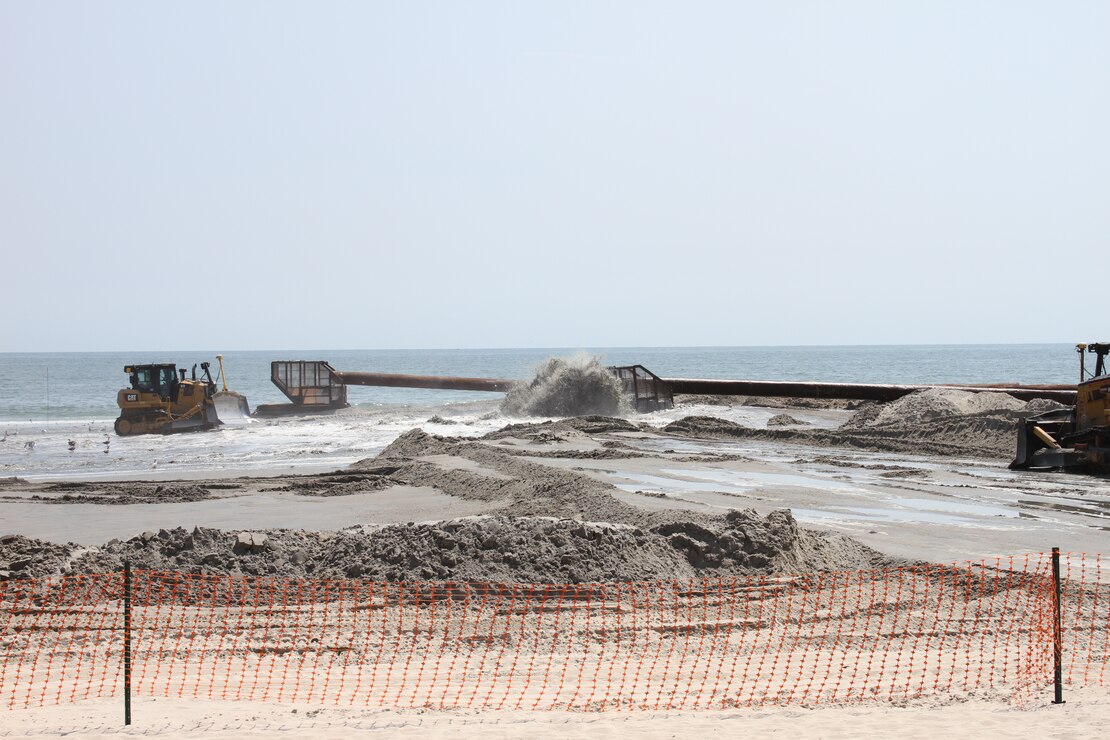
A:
[
  {"xmin": 331, "ymin": 370, "xmax": 1075, "ymax": 403},
  {"xmin": 661, "ymin": 378, "xmax": 1077, "ymax": 404},
  {"xmin": 334, "ymin": 372, "xmax": 517, "ymax": 393}
]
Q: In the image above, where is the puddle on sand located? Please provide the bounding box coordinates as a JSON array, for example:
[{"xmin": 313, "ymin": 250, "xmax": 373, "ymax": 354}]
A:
[
  {"xmin": 794, "ymin": 497, "xmax": 1019, "ymax": 527},
  {"xmin": 610, "ymin": 467, "xmax": 860, "ymax": 495},
  {"xmin": 613, "ymin": 473, "xmax": 736, "ymax": 494},
  {"xmin": 625, "ymin": 437, "xmax": 760, "ymax": 456},
  {"xmin": 661, "ymin": 467, "xmax": 859, "ymax": 492},
  {"xmin": 1017, "ymin": 498, "xmax": 1110, "ymax": 518},
  {"xmin": 795, "ymin": 508, "xmax": 976, "ymax": 526},
  {"xmin": 896, "ymin": 498, "xmax": 1015, "ymax": 517}
]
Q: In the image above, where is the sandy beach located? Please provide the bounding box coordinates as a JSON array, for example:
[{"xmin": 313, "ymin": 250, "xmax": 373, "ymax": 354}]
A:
[
  {"xmin": 2, "ymin": 389, "xmax": 1108, "ymax": 735},
  {"xmin": 2, "ymin": 690, "xmax": 1108, "ymax": 739}
]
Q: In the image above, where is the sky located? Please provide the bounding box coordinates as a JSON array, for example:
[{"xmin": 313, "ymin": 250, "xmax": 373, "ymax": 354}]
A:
[{"xmin": 1, "ymin": 1, "xmax": 1107, "ymax": 352}]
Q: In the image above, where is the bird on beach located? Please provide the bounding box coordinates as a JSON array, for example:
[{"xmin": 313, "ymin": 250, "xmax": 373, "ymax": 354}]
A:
[{"xmin": 67, "ymin": 439, "xmax": 76, "ymax": 452}]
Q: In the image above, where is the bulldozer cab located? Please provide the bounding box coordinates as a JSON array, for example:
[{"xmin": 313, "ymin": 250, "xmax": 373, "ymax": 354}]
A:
[
  {"xmin": 1078, "ymin": 343, "xmax": 1110, "ymax": 382},
  {"xmin": 126, "ymin": 364, "xmax": 179, "ymax": 401}
]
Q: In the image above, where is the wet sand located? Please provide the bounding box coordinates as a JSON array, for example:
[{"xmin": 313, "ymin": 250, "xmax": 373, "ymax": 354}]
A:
[{"xmin": 2, "ymin": 399, "xmax": 1106, "ymax": 564}]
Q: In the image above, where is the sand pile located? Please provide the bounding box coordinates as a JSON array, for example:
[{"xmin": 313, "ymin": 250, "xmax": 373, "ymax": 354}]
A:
[
  {"xmin": 0, "ymin": 508, "xmax": 881, "ymax": 584},
  {"xmin": 836, "ymin": 389, "xmax": 1038, "ymax": 457},
  {"xmin": 0, "ymin": 535, "xmax": 75, "ymax": 580},
  {"xmin": 360, "ymin": 428, "xmax": 669, "ymax": 524},
  {"xmin": 479, "ymin": 416, "xmax": 650, "ymax": 459},
  {"xmin": 847, "ymin": 388, "xmax": 1024, "ymax": 429},
  {"xmin": 1024, "ymin": 398, "xmax": 1069, "ymax": 415},
  {"xmin": 485, "ymin": 416, "xmax": 641, "ymax": 439},
  {"xmin": 767, "ymin": 413, "xmax": 810, "ymax": 427},
  {"xmin": 500, "ymin": 356, "xmax": 627, "ymax": 417},
  {"xmin": 667, "ymin": 389, "xmax": 1050, "ymax": 459}
]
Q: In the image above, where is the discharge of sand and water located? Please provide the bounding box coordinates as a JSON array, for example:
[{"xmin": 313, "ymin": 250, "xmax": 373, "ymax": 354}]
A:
[{"xmin": 500, "ymin": 355, "xmax": 629, "ymax": 418}]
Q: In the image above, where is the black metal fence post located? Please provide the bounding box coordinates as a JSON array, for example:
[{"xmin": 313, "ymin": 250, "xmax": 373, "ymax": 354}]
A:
[
  {"xmin": 123, "ymin": 560, "xmax": 132, "ymax": 725},
  {"xmin": 1051, "ymin": 547, "xmax": 1065, "ymax": 705}
]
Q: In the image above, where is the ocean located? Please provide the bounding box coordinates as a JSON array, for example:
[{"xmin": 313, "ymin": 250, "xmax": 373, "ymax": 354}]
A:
[{"xmin": 0, "ymin": 344, "xmax": 1079, "ymax": 480}]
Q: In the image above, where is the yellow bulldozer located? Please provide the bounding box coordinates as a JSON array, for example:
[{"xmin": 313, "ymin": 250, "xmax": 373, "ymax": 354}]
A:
[
  {"xmin": 1011, "ymin": 343, "xmax": 1110, "ymax": 473},
  {"xmin": 114, "ymin": 356, "xmax": 251, "ymax": 436}
]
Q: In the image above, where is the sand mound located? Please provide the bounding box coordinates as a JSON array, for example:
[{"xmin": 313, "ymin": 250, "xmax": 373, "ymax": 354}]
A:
[
  {"xmin": 500, "ymin": 356, "xmax": 627, "ymax": 418},
  {"xmin": 668, "ymin": 390, "xmax": 1042, "ymax": 460},
  {"xmin": 0, "ymin": 535, "xmax": 75, "ymax": 580},
  {"xmin": 666, "ymin": 394, "xmax": 1024, "ymax": 458},
  {"xmin": 1023, "ymin": 398, "xmax": 1069, "ymax": 414},
  {"xmin": 362, "ymin": 429, "xmax": 670, "ymax": 522},
  {"xmin": 483, "ymin": 416, "xmax": 640, "ymax": 442},
  {"xmin": 831, "ymin": 389, "xmax": 1027, "ymax": 457},
  {"xmin": 767, "ymin": 413, "xmax": 810, "ymax": 427},
  {"xmin": 862, "ymin": 389, "xmax": 1024, "ymax": 428},
  {"xmin": 2, "ymin": 507, "xmax": 883, "ymax": 585}
]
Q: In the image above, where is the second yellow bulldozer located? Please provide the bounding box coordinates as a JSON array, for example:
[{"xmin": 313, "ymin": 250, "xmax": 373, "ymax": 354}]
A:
[{"xmin": 1011, "ymin": 343, "xmax": 1110, "ymax": 473}]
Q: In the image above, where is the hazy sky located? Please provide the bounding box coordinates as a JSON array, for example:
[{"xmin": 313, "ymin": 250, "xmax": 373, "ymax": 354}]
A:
[{"xmin": 2, "ymin": 2, "xmax": 1107, "ymax": 352}]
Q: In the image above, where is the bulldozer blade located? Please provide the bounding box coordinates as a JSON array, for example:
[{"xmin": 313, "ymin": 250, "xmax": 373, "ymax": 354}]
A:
[
  {"xmin": 213, "ymin": 391, "xmax": 252, "ymax": 425},
  {"xmin": 1010, "ymin": 420, "xmax": 1043, "ymax": 469},
  {"xmin": 163, "ymin": 416, "xmax": 214, "ymax": 434}
]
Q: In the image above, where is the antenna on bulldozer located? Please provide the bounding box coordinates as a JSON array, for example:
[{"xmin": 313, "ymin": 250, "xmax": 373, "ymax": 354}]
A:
[{"xmin": 216, "ymin": 355, "xmax": 230, "ymax": 392}]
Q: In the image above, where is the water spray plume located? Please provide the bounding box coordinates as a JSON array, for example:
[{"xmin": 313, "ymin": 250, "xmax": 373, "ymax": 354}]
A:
[{"xmin": 500, "ymin": 355, "xmax": 628, "ymax": 418}]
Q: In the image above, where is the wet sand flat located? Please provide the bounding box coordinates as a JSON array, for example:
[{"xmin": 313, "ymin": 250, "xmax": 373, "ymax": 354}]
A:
[
  {"xmin": 3, "ymin": 416, "xmax": 1107, "ymax": 563},
  {"xmin": 0, "ymin": 485, "xmax": 498, "ymax": 546},
  {"xmin": 530, "ymin": 438, "xmax": 1110, "ymax": 563}
]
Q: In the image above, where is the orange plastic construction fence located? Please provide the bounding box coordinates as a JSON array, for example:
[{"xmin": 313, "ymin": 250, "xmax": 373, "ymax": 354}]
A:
[{"xmin": 2, "ymin": 553, "xmax": 1107, "ymax": 712}]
